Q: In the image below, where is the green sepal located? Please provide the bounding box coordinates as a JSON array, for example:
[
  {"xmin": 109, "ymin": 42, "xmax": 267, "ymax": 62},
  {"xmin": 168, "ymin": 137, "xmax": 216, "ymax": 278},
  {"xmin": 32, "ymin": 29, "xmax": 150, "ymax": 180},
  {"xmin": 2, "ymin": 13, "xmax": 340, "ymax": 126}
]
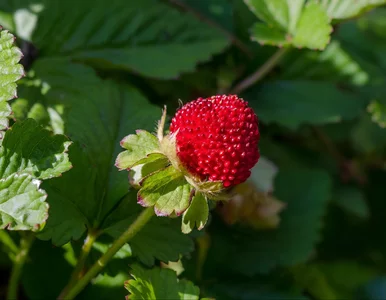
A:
[
  {"xmin": 115, "ymin": 130, "xmax": 160, "ymax": 170},
  {"xmin": 181, "ymin": 192, "xmax": 209, "ymax": 234},
  {"xmin": 138, "ymin": 166, "xmax": 193, "ymax": 216},
  {"xmin": 129, "ymin": 153, "xmax": 170, "ymax": 188}
]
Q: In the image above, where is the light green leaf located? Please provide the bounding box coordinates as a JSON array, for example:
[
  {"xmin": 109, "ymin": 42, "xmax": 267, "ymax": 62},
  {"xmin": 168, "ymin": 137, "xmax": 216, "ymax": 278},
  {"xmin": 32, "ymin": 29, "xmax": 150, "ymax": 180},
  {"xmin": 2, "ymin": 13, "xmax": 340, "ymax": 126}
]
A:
[
  {"xmin": 80, "ymin": 272, "xmax": 128, "ymax": 299},
  {"xmin": 125, "ymin": 264, "xmax": 200, "ymax": 300},
  {"xmin": 334, "ymin": 186, "xmax": 370, "ymax": 219},
  {"xmin": 0, "ymin": 118, "xmax": 71, "ymax": 231},
  {"xmin": 321, "ymin": 0, "xmax": 386, "ymax": 20},
  {"xmin": 210, "ymin": 169, "xmax": 332, "ymax": 275},
  {"xmin": 115, "ymin": 131, "xmax": 161, "ymax": 170},
  {"xmin": 103, "ymin": 190, "xmax": 194, "ymax": 266},
  {"xmin": 0, "ymin": 118, "xmax": 72, "ymax": 180},
  {"xmin": 181, "ymin": 192, "xmax": 209, "ymax": 234},
  {"xmin": 0, "ymin": 173, "xmax": 47, "ymax": 231},
  {"xmin": 0, "ymin": 27, "xmax": 24, "ymax": 131},
  {"xmin": 27, "ymin": 0, "xmax": 229, "ymax": 79},
  {"xmin": 246, "ymin": 0, "xmax": 332, "ymax": 50},
  {"xmin": 247, "ymin": 80, "xmax": 367, "ymax": 129},
  {"xmin": 138, "ymin": 166, "xmax": 192, "ymax": 216}
]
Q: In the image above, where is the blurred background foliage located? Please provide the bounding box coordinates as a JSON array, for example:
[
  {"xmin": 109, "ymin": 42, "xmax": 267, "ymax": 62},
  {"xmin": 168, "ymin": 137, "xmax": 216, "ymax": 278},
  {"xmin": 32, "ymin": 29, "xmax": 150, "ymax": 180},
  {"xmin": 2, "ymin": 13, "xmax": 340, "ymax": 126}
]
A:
[{"xmin": 2, "ymin": 0, "xmax": 386, "ymax": 299}]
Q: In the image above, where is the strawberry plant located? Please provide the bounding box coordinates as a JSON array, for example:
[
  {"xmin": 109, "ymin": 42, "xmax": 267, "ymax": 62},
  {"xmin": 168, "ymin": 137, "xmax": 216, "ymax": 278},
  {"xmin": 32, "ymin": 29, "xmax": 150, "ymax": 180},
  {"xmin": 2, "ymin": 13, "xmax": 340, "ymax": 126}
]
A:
[{"xmin": 1, "ymin": 0, "xmax": 386, "ymax": 299}]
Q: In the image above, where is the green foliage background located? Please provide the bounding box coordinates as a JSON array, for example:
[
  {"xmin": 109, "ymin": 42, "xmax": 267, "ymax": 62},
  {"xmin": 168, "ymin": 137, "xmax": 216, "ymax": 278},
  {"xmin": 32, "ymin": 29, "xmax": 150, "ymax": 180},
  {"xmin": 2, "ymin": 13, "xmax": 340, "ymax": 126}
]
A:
[{"xmin": 2, "ymin": 0, "xmax": 386, "ymax": 299}]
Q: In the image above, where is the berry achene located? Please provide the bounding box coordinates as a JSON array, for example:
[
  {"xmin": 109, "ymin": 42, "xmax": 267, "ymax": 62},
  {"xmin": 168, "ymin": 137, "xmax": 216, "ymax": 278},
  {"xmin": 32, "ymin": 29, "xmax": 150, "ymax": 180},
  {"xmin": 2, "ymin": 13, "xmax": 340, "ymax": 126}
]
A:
[{"xmin": 170, "ymin": 95, "xmax": 260, "ymax": 187}]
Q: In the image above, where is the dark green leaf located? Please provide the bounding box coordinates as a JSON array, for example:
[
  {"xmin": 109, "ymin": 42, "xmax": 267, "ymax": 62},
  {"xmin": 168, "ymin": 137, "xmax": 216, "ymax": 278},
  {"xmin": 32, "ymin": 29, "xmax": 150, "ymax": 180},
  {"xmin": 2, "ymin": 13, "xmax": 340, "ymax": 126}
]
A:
[
  {"xmin": 103, "ymin": 191, "xmax": 194, "ymax": 266},
  {"xmin": 247, "ymin": 80, "xmax": 367, "ymax": 129},
  {"xmin": 26, "ymin": 0, "xmax": 229, "ymax": 79},
  {"xmin": 210, "ymin": 169, "xmax": 332, "ymax": 275},
  {"xmin": 334, "ymin": 186, "xmax": 370, "ymax": 219},
  {"xmin": 24, "ymin": 59, "xmax": 160, "ymax": 244}
]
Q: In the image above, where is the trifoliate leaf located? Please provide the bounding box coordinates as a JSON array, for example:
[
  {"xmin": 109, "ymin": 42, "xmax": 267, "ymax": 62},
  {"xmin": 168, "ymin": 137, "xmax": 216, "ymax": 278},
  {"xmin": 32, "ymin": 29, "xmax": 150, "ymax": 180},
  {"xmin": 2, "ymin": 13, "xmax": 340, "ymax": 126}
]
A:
[
  {"xmin": 182, "ymin": 192, "xmax": 209, "ymax": 234},
  {"xmin": 321, "ymin": 0, "xmax": 386, "ymax": 20},
  {"xmin": 116, "ymin": 131, "xmax": 161, "ymax": 170},
  {"xmin": 24, "ymin": 0, "xmax": 229, "ymax": 79},
  {"xmin": 0, "ymin": 27, "xmax": 24, "ymax": 131},
  {"xmin": 0, "ymin": 118, "xmax": 71, "ymax": 231},
  {"xmin": 138, "ymin": 166, "xmax": 192, "ymax": 216},
  {"xmin": 246, "ymin": 0, "xmax": 332, "ymax": 50},
  {"xmin": 0, "ymin": 173, "xmax": 47, "ymax": 231},
  {"xmin": 103, "ymin": 191, "xmax": 194, "ymax": 266},
  {"xmin": 125, "ymin": 264, "xmax": 200, "ymax": 300}
]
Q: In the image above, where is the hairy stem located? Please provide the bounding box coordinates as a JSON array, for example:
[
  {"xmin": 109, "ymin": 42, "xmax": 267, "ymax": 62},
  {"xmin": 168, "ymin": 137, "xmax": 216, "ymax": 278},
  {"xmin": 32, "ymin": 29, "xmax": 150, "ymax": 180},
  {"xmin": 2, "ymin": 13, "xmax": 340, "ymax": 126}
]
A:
[
  {"xmin": 58, "ymin": 230, "xmax": 99, "ymax": 299},
  {"xmin": 59, "ymin": 207, "xmax": 155, "ymax": 300},
  {"xmin": 231, "ymin": 48, "xmax": 288, "ymax": 94},
  {"xmin": 7, "ymin": 233, "xmax": 35, "ymax": 300}
]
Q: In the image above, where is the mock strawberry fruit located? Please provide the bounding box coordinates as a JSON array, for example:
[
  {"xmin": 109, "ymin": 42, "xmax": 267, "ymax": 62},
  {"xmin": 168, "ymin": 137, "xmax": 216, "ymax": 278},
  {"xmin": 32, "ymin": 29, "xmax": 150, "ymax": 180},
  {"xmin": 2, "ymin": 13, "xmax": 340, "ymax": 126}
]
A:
[{"xmin": 170, "ymin": 95, "xmax": 260, "ymax": 188}]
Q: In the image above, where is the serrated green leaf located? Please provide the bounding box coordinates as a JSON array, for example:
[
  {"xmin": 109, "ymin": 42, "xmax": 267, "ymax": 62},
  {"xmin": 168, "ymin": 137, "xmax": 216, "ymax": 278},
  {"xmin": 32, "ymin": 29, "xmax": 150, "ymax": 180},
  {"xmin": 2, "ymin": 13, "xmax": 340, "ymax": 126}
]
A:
[
  {"xmin": 246, "ymin": 0, "xmax": 332, "ymax": 50},
  {"xmin": 125, "ymin": 264, "xmax": 200, "ymax": 300},
  {"xmin": 116, "ymin": 131, "xmax": 161, "ymax": 170},
  {"xmin": 210, "ymin": 169, "xmax": 331, "ymax": 275},
  {"xmin": 0, "ymin": 27, "xmax": 24, "ymax": 130},
  {"xmin": 321, "ymin": 0, "xmax": 386, "ymax": 20},
  {"xmin": 0, "ymin": 118, "xmax": 72, "ymax": 180},
  {"xmin": 247, "ymin": 80, "xmax": 368, "ymax": 129},
  {"xmin": 22, "ymin": 59, "xmax": 160, "ymax": 245},
  {"xmin": 103, "ymin": 191, "xmax": 194, "ymax": 266},
  {"xmin": 0, "ymin": 118, "xmax": 71, "ymax": 231},
  {"xmin": 138, "ymin": 166, "xmax": 192, "ymax": 216},
  {"xmin": 182, "ymin": 192, "xmax": 209, "ymax": 234},
  {"xmin": 0, "ymin": 173, "xmax": 47, "ymax": 231},
  {"xmin": 25, "ymin": 0, "xmax": 229, "ymax": 79}
]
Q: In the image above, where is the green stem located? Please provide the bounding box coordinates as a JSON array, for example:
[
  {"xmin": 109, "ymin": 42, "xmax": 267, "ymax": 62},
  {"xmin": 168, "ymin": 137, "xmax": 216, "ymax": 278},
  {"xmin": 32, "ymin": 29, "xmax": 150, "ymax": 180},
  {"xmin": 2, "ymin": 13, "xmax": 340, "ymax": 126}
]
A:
[
  {"xmin": 0, "ymin": 231, "xmax": 19, "ymax": 259},
  {"xmin": 7, "ymin": 233, "xmax": 35, "ymax": 300},
  {"xmin": 58, "ymin": 230, "xmax": 99, "ymax": 299},
  {"xmin": 231, "ymin": 47, "xmax": 288, "ymax": 94},
  {"xmin": 60, "ymin": 207, "xmax": 155, "ymax": 300}
]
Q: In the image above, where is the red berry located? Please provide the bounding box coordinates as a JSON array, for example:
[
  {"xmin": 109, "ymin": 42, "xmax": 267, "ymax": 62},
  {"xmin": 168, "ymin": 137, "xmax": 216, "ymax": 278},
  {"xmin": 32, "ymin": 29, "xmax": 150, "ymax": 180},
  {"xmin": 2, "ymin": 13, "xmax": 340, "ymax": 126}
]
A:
[{"xmin": 170, "ymin": 95, "xmax": 260, "ymax": 188}]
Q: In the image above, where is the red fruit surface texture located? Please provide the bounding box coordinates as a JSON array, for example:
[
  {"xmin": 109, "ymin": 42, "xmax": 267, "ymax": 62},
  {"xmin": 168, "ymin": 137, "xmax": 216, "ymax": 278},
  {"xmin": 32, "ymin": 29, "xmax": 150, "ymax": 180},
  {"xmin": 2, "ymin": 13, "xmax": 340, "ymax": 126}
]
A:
[{"xmin": 170, "ymin": 95, "xmax": 260, "ymax": 188}]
